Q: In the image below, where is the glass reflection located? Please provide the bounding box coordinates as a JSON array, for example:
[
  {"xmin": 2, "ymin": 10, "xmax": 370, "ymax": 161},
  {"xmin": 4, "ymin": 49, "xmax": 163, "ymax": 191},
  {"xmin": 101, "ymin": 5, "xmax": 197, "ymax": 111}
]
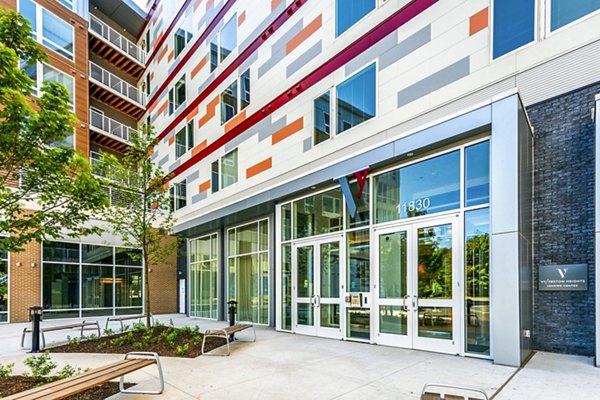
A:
[
  {"xmin": 418, "ymin": 224, "xmax": 453, "ymax": 299},
  {"xmin": 281, "ymin": 244, "xmax": 292, "ymax": 330},
  {"xmin": 314, "ymin": 92, "xmax": 331, "ymax": 145},
  {"xmin": 296, "ymin": 246, "xmax": 313, "ymax": 298},
  {"xmin": 335, "ymin": 0, "xmax": 376, "ymax": 36},
  {"xmin": 293, "ymin": 188, "xmax": 343, "ymax": 239},
  {"xmin": 465, "ymin": 208, "xmax": 490, "ymax": 355},
  {"xmin": 321, "ymin": 304, "xmax": 340, "ymax": 328},
  {"xmin": 336, "ymin": 63, "xmax": 376, "ymax": 134},
  {"xmin": 379, "ymin": 231, "xmax": 407, "ymax": 299},
  {"xmin": 418, "ymin": 307, "xmax": 452, "ymax": 340},
  {"xmin": 347, "ymin": 180, "xmax": 370, "ymax": 229},
  {"xmin": 347, "ymin": 230, "xmax": 369, "ymax": 293},
  {"xmin": 380, "ymin": 305, "xmax": 407, "ymax": 335},
  {"xmin": 320, "ymin": 242, "xmax": 339, "ymax": 298},
  {"xmin": 465, "ymin": 141, "xmax": 490, "ymax": 207}
]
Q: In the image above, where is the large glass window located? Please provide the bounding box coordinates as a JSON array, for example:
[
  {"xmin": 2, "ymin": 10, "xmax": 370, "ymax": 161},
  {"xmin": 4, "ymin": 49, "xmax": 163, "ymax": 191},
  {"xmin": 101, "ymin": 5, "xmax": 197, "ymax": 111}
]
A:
[
  {"xmin": 0, "ymin": 248, "xmax": 8, "ymax": 322},
  {"xmin": 465, "ymin": 141, "xmax": 490, "ymax": 207},
  {"xmin": 43, "ymin": 242, "xmax": 143, "ymax": 319},
  {"xmin": 210, "ymin": 14, "xmax": 237, "ymax": 72},
  {"xmin": 221, "ymin": 70, "xmax": 251, "ymax": 124},
  {"xmin": 169, "ymin": 76, "xmax": 186, "ymax": 115},
  {"xmin": 374, "ymin": 151, "xmax": 460, "ymax": 223},
  {"xmin": 551, "ymin": 0, "xmax": 600, "ymax": 31},
  {"xmin": 492, "ymin": 0, "xmax": 535, "ymax": 58},
  {"xmin": 281, "ymin": 243, "xmax": 292, "ymax": 330},
  {"xmin": 189, "ymin": 234, "xmax": 218, "ymax": 319},
  {"xmin": 228, "ymin": 220, "xmax": 269, "ymax": 324},
  {"xmin": 170, "ymin": 180, "xmax": 187, "ymax": 211},
  {"xmin": 211, "ymin": 149, "xmax": 238, "ymax": 193},
  {"xmin": 336, "ymin": 0, "xmax": 376, "ymax": 37},
  {"xmin": 20, "ymin": 0, "xmax": 74, "ymax": 60},
  {"xmin": 347, "ymin": 230, "xmax": 370, "ymax": 293},
  {"xmin": 175, "ymin": 121, "xmax": 194, "ymax": 159},
  {"xmin": 174, "ymin": 26, "xmax": 192, "ymax": 58},
  {"xmin": 293, "ymin": 188, "xmax": 343, "ymax": 239},
  {"xmin": 465, "ymin": 208, "xmax": 490, "ymax": 355},
  {"xmin": 336, "ymin": 63, "xmax": 376, "ymax": 134}
]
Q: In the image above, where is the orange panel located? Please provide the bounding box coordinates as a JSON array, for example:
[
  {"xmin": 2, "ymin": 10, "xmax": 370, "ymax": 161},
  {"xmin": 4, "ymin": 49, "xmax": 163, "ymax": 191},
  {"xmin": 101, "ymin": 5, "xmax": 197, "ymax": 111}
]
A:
[
  {"xmin": 206, "ymin": 0, "xmax": 214, "ymax": 11},
  {"xmin": 186, "ymin": 106, "xmax": 199, "ymax": 122},
  {"xmin": 193, "ymin": 0, "xmax": 203, "ymax": 12},
  {"xmin": 199, "ymin": 179, "xmax": 211, "ymax": 193},
  {"xmin": 167, "ymin": 50, "xmax": 174, "ymax": 62},
  {"xmin": 191, "ymin": 56, "xmax": 208, "ymax": 79},
  {"xmin": 238, "ymin": 11, "xmax": 246, "ymax": 26},
  {"xmin": 469, "ymin": 7, "xmax": 489, "ymax": 36},
  {"xmin": 157, "ymin": 100, "xmax": 169, "ymax": 115},
  {"xmin": 271, "ymin": 118, "xmax": 304, "ymax": 145},
  {"xmin": 246, "ymin": 157, "xmax": 273, "ymax": 179},
  {"xmin": 157, "ymin": 46, "xmax": 169, "ymax": 63},
  {"xmin": 286, "ymin": 15, "xmax": 322, "ymax": 54},
  {"xmin": 224, "ymin": 110, "xmax": 246, "ymax": 134},
  {"xmin": 271, "ymin": 0, "xmax": 283, "ymax": 11},
  {"xmin": 168, "ymin": 135, "xmax": 175, "ymax": 145},
  {"xmin": 192, "ymin": 140, "xmax": 208, "ymax": 157},
  {"xmin": 198, "ymin": 95, "xmax": 220, "ymax": 129}
]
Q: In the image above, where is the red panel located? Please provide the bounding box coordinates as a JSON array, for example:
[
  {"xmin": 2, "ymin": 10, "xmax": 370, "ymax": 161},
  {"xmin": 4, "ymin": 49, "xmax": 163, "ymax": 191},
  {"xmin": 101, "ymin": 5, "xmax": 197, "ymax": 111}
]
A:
[{"xmin": 165, "ymin": 0, "xmax": 438, "ymax": 183}]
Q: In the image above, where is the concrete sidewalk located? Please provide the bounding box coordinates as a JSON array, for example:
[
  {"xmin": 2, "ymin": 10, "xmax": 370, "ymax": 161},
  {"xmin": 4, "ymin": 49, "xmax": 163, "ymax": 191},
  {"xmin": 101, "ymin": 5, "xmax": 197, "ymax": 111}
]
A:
[{"xmin": 0, "ymin": 314, "xmax": 597, "ymax": 399}]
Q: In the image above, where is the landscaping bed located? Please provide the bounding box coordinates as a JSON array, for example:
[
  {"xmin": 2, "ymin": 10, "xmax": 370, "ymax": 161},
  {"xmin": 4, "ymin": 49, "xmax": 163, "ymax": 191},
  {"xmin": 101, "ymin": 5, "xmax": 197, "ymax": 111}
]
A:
[
  {"xmin": 0, "ymin": 376, "xmax": 128, "ymax": 399},
  {"xmin": 50, "ymin": 322, "xmax": 224, "ymax": 358}
]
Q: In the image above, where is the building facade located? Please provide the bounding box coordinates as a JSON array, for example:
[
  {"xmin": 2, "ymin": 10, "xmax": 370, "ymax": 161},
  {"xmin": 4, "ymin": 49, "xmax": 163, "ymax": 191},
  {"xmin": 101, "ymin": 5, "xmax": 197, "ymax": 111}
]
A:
[
  {"xmin": 0, "ymin": 0, "xmax": 177, "ymax": 323},
  {"xmin": 3, "ymin": 0, "xmax": 600, "ymax": 368}
]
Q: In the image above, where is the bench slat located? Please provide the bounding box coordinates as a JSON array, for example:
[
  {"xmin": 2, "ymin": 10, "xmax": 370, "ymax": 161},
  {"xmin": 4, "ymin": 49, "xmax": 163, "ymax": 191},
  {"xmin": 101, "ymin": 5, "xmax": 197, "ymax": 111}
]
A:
[
  {"xmin": 4, "ymin": 359, "xmax": 155, "ymax": 400},
  {"xmin": 207, "ymin": 324, "xmax": 252, "ymax": 336},
  {"xmin": 42, "ymin": 322, "xmax": 98, "ymax": 333}
]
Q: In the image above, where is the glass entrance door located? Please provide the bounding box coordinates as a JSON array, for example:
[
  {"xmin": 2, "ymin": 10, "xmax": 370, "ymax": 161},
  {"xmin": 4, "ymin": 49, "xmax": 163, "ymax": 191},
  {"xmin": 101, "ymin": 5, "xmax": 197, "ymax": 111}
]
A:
[
  {"xmin": 293, "ymin": 237, "xmax": 343, "ymax": 339},
  {"xmin": 375, "ymin": 215, "xmax": 459, "ymax": 354}
]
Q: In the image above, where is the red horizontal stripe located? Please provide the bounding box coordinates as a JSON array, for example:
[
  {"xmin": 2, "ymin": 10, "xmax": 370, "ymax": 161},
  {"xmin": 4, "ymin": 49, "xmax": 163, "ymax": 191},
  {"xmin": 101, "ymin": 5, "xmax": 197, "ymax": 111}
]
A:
[
  {"xmin": 145, "ymin": 0, "xmax": 194, "ymax": 67},
  {"xmin": 146, "ymin": 0, "xmax": 238, "ymax": 111},
  {"xmin": 165, "ymin": 0, "xmax": 438, "ymax": 184},
  {"xmin": 156, "ymin": 0, "xmax": 308, "ymax": 142}
]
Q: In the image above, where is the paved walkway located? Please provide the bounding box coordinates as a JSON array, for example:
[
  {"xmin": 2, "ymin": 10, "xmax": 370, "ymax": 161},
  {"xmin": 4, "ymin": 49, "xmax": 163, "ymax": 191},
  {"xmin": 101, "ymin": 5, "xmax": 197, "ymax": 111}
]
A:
[{"xmin": 1, "ymin": 314, "xmax": 598, "ymax": 399}]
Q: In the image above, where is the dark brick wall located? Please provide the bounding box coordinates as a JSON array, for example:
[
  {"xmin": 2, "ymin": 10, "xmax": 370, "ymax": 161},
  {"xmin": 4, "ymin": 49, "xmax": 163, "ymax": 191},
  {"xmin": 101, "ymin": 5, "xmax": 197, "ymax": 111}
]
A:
[{"xmin": 527, "ymin": 83, "xmax": 598, "ymax": 356}]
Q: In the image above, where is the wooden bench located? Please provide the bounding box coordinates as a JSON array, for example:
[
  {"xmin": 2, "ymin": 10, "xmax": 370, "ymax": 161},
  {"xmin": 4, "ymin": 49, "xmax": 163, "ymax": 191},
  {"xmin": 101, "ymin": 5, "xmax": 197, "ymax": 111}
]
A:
[
  {"xmin": 201, "ymin": 323, "xmax": 256, "ymax": 356},
  {"xmin": 105, "ymin": 314, "xmax": 154, "ymax": 332},
  {"xmin": 21, "ymin": 320, "xmax": 101, "ymax": 349},
  {"xmin": 4, "ymin": 352, "xmax": 164, "ymax": 399},
  {"xmin": 421, "ymin": 383, "xmax": 489, "ymax": 400}
]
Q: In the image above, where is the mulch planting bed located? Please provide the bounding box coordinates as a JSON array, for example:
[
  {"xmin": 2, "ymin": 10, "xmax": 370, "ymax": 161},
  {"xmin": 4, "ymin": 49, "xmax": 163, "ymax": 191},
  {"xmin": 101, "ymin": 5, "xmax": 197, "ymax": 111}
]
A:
[
  {"xmin": 49, "ymin": 324, "xmax": 225, "ymax": 358},
  {"xmin": 0, "ymin": 375, "xmax": 132, "ymax": 399}
]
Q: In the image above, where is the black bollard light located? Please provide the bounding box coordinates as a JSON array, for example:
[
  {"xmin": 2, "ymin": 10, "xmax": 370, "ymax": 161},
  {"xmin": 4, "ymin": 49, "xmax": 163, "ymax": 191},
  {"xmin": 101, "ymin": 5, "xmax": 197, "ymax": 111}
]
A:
[
  {"xmin": 29, "ymin": 306, "xmax": 43, "ymax": 353},
  {"xmin": 227, "ymin": 300, "xmax": 237, "ymax": 341}
]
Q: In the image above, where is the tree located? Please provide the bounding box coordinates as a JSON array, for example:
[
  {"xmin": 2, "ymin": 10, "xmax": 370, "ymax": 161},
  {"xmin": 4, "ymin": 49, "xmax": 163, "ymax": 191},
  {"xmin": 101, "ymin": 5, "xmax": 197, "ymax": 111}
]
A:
[
  {"xmin": 0, "ymin": 9, "xmax": 108, "ymax": 252},
  {"xmin": 96, "ymin": 125, "xmax": 178, "ymax": 326}
]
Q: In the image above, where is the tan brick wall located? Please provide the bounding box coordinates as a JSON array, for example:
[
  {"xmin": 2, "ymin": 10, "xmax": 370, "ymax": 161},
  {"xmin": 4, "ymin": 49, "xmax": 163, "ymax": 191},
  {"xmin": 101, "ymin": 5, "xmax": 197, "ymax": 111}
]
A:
[
  {"xmin": 147, "ymin": 235, "xmax": 178, "ymax": 315},
  {"xmin": 9, "ymin": 240, "xmax": 42, "ymax": 323}
]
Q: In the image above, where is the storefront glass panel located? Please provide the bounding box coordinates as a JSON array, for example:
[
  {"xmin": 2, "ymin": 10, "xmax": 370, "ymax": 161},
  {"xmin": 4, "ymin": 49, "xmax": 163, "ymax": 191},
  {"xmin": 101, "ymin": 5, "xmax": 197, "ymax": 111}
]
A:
[
  {"xmin": 281, "ymin": 244, "xmax": 292, "ymax": 330},
  {"xmin": 379, "ymin": 305, "xmax": 407, "ymax": 335},
  {"xmin": 347, "ymin": 230, "xmax": 369, "ymax": 293},
  {"xmin": 379, "ymin": 231, "xmax": 407, "ymax": 299},
  {"xmin": 465, "ymin": 208, "xmax": 490, "ymax": 355},
  {"xmin": 346, "ymin": 180, "xmax": 370, "ymax": 229},
  {"xmin": 189, "ymin": 233, "xmax": 218, "ymax": 319},
  {"xmin": 43, "ymin": 263, "xmax": 79, "ymax": 310},
  {"xmin": 465, "ymin": 141, "xmax": 490, "ymax": 207},
  {"xmin": 294, "ymin": 188, "xmax": 343, "ymax": 239},
  {"xmin": 82, "ymin": 265, "xmax": 113, "ymax": 309},
  {"xmin": 417, "ymin": 224, "xmax": 453, "ymax": 299}
]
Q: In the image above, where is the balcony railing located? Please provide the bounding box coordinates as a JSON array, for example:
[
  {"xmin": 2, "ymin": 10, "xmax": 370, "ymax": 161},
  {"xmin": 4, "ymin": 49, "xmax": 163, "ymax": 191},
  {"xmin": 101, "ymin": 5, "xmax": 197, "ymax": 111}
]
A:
[
  {"xmin": 89, "ymin": 14, "xmax": 145, "ymax": 64},
  {"xmin": 89, "ymin": 62, "xmax": 146, "ymax": 107},
  {"xmin": 90, "ymin": 109, "xmax": 136, "ymax": 144}
]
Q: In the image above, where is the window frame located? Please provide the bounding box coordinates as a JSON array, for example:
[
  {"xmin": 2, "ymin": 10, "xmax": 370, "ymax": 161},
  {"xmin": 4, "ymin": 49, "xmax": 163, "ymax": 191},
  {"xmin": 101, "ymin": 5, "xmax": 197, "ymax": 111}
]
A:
[
  {"xmin": 55, "ymin": 0, "xmax": 74, "ymax": 11},
  {"xmin": 174, "ymin": 120, "xmax": 194, "ymax": 159},
  {"xmin": 544, "ymin": 0, "xmax": 600, "ymax": 36},
  {"xmin": 19, "ymin": 0, "xmax": 75, "ymax": 61},
  {"xmin": 334, "ymin": 0, "xmax": 381, "ymax": 38},
  {"xmin": 490, "ymin": 0, "xmax": 538, "ymax": 61},
  {"xmin": 211, "ymin": 148, "xmax": 239, "ymax": 193},
  {"xmin": 209, "ymin": 13, "xmax": 238, "ymax": 72},
  {"xmin": 24, "ymin": 61, "xmax": 76, "ymax": 111},
  {"xmin": 334, "ymin": 61, "xmax": 377, "ymax": 136},
  {"xmin": 220, "ymin": 69, "xmax": 251, "ymax": 125},
  {"xmin": 173, "ymin": 15, "xmax": 194, "ymax": 59},
  {"xmin": 312, "ymin": 89, "xmax": 333, "ymax": 147},
  {"xmin": 169, "ymin": 75, "xmax": 187, "ymax": 115},
  {"xmin": 170, "ymin": 179, "xmax": 188, "ymax": 211}
]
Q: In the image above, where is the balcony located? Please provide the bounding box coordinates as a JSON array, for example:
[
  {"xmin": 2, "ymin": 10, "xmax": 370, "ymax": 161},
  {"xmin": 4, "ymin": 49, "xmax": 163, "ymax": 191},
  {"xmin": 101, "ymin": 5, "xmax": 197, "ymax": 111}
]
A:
[
  {"xmin": 89, "ymin": 62, "xmax": 146, "ymax": 120},
  {"xmin": 89, "ymin": 14, "xmax": 145, "ymax": 79},
  {"xmin": 89, "ymin": 109, "xmax": 135, "ymax": 152}
]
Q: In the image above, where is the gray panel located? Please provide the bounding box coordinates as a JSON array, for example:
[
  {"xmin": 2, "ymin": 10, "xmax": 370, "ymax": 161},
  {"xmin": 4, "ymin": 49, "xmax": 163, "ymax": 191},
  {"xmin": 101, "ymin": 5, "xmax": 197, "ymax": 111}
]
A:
[
  {"xmin": 153, "ymin": 19, "xmax": 163, "ymax": 41},
  {"xmin": 303, "ymin": 137, "xmax": 312, "ymax": 152},
  {"xmin": 345, "ymin": 31, "xmax": 397, "ymax": 76},
  {"xmin": 397, "ymin": 57, "xmax": 470, "ymax": 108},
  {"xmin": 158, "ymin": 155, "xmax": 169, "ymax": 167},
  {"xmin": 239, "ymin": 0, "xmax": 289, "ymax": 51},
  {"xmin": 257, "ymin": 19, "xmax": 304, "ymax": 78},
  {"xmin": 192, "ymin": 191, "xmax": 208, "ymax": 204},
  {"xmin": 379, "ymin": 25, "xmax": 430, "ymax": 71},
  {"xmin": 238, "ymin": 52, "xmax": 258, "ymax": 75},
  {"xmin": 224, "ymin": 116, "xmax": 288, "ymax": 152},
  {"xmin": 198, "ymin": 72, "xmax": 216, "ymax": 94},
  {"xmin": 187, "ymin": 170, "xmax": 200, "ymax": 183},
  {"xmin": 168, "ymin": 159, "xmax": 182, "ymax": 172},
  {"xmin": 258, "ymin": 117, "xmax": 287, "ymax": 142},
  {"xmin": 286, "ymin": 41, "xmax": 322, "ymax": 78}
]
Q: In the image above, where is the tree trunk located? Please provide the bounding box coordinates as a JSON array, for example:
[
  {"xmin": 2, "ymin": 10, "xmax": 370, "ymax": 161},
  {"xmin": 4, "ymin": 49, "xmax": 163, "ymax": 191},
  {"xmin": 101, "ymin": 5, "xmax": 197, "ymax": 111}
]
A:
[{"xmin": 144, "ymin": 252, "xmax": 151, "ymax": 327}]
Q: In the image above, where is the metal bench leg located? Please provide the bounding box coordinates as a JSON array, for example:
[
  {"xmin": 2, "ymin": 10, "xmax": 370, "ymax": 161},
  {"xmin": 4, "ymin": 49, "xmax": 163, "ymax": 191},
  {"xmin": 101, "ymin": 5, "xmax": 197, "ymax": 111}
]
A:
[
  {"xmin": 95, "ymin": 322, "xmax": 101, "ymax": 337},
  {"xmin": 120, "ymin": 320, "xmax": 124, "ymax": 333},
  {"xmin": 21, "ymin": 328, "xmax": 28, "ymax": 348},
  {"xmin": 202, "ymin": 331, "xmax": 230, "ymax": 356},
  {"xmin": 120, "ymin": 352, "xmax": 164, "ymax": 395},
  {"xmin": 41, "ymin": 331, "xmax": 46, "ymax": 350}
]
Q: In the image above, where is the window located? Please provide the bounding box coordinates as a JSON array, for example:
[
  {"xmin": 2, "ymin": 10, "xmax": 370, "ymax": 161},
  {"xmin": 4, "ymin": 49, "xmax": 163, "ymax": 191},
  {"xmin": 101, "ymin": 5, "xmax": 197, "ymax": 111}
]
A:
[
  {"xmin": 145, "ymin": 29, "xmax": 151, "ymax": 53},
  {"xmin": 293, "ymin": 188, "xmax": 343, "ymax": 239},
  {"xmin": 314, "ymin": 91, "xmax": 331, "ymax": 145},
  {"xmin": 465, "ymin": 141, "xmax": 490, "ymax": 207},
  {"xmin": 170, "ymin": 180, "xmax": 187, "ymax": 211},
  {"xmin": 550, "ymin": 0, "xmax": 600, "ymax": 31},
  {"xmin": 56, "ymin": 0, "xmax": 74, "ymax": 10},
  {"xmin": 211, "ymin": 149, "xmax": 238, "ymax": 192},
  {"xmin": 145, "ymin": 73, "xmax": 151, "ymax": 97},
  {"xmin": 227, "ymin": 219, "xmax": 269, "ymax": 324},
  {"xmin": 189, "ymin": 233, "xmax": 219, "ymax": 319},
  {"xmin": 210, "ymin": 14, "xmax": 237, "ymax": 72},
  {"xmin": 220, "ymin": 69, "xmax": 250, "ymax": 124},
  {"xmin": 22, "ymin": 61, "xmax": 75, "ymax": 115},
  {"xmin": 0, "ymin": 246, "xmax": 8, "ymax": 322},
  {"xmin": 42, "ymin": 242, "xmax": 143, "ymax": 319},
  {"xmin": 169, "ymin": 76, "xmax": 186, "ymax": 115},
  {"xmin": 20, "ymin": 0, "xmax": 74, "ymax": 60},
  {"xmin": 336, "ymin": 63, "xmax": 376, "ymax": 134},
  {"xmin": 336, "ymin": 0, "xmax": 376, "ymax": 36},
  {"xmin": 492, "ymin": 0, "xmax": 535, "ymax": 58},
  {"xmin": 175, "ymin": 121, "xmax": 194, "ymax": 159},
  {"xmin": 174, "ymin": 26, "xmax": 193, "ymax": 58}
]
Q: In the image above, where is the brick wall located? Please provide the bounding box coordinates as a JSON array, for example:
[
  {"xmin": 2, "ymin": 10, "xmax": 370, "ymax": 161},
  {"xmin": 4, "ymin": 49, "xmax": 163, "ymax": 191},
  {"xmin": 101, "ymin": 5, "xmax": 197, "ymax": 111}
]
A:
[
  {"xmin": 527, "ymin": 83, "xmax": 598, "ymax": 356},
  {"xmin": 9, "ymin": 240, "xmax": 42, "ymax": 323},
  {"xmin": 147, "ymin": 235, "xmax": 178, "ymax": 315}
]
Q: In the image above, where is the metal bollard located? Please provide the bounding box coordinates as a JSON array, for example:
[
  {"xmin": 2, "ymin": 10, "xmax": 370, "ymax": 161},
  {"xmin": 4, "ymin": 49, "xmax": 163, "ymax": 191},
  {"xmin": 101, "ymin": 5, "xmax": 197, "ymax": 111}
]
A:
[
  {"xmin": 29, "ymin": 306, "xmax": 43, "ymax": 353},
  {"xmin": 227, "ymin": 300, "xmax": 237, "ymax": 340}
]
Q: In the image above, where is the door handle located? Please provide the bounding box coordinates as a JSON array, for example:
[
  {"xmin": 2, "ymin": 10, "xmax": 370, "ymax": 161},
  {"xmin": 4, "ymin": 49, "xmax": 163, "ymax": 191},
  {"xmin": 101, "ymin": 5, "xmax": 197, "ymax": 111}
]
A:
[
  {"xmin": 314, "ymin": 295, "xmax": 320, "ymax": 308},
  {"xmin": 412, "ymin": 295, "xmax": 418, "ymax": 310},
  {"xmin": 402, "ymin": 295, "xmax": 410, "ymax": 311}
]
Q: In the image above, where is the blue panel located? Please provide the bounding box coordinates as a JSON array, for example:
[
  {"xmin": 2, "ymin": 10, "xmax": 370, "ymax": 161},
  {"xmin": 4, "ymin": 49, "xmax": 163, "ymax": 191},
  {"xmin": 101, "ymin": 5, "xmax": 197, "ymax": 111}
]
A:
[
  {"xmin": 551, "ymin": 0, "xmax": 600, "ymax": 30},
  {"xmin": 336, "ymin": 0, "xmax": 376, "ymax": 37},
  {"xmin": 492, "ymin": 0, "xmax": 535, "ymax": 59}
]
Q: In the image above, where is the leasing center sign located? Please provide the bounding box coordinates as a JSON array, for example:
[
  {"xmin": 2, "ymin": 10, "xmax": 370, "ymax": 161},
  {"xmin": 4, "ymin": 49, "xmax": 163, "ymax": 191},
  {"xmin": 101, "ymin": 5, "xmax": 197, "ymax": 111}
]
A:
[{"xmin": 539, "ymin": 264, "xmax": 588, "ymax": 291}]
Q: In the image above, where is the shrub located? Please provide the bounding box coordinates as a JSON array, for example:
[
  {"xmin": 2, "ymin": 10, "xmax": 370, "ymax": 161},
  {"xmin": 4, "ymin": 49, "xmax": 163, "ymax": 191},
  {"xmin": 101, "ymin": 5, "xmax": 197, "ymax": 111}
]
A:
[
  {"xmin": 103, "ymin": 328, "xmax": 114, "ymax": 336},
  {"xmin": 24, "ymin": 353, "xmax": 57, "ymax": 380},
  {"xmin": 57, "ymin": 364, "xmax": 83, "ymax": 380},
  {"xmin": 132, "ymin": 342, "xmax": 143, "ymax": 350},
  {"xmin": 0, "ymin": 363, "xmax": 14, "ymax": 379},
  {"xmin": 110, "ymin": 331, "xmax": 135, "ymax": 347},
  {"xmin": 66, "ymin": 336, "xmax": 81, "ymax": 346},
  {"xmin": 176, "ymin": 343, "xmax": 189, "ymax": 356}
]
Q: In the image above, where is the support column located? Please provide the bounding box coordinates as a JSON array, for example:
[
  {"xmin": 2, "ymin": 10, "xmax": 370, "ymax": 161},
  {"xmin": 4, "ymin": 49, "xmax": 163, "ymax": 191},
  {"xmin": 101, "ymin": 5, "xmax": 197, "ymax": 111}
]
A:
[{"xmin": 595, "ymin": 94, "xmax": 600, "ymax": 367}]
